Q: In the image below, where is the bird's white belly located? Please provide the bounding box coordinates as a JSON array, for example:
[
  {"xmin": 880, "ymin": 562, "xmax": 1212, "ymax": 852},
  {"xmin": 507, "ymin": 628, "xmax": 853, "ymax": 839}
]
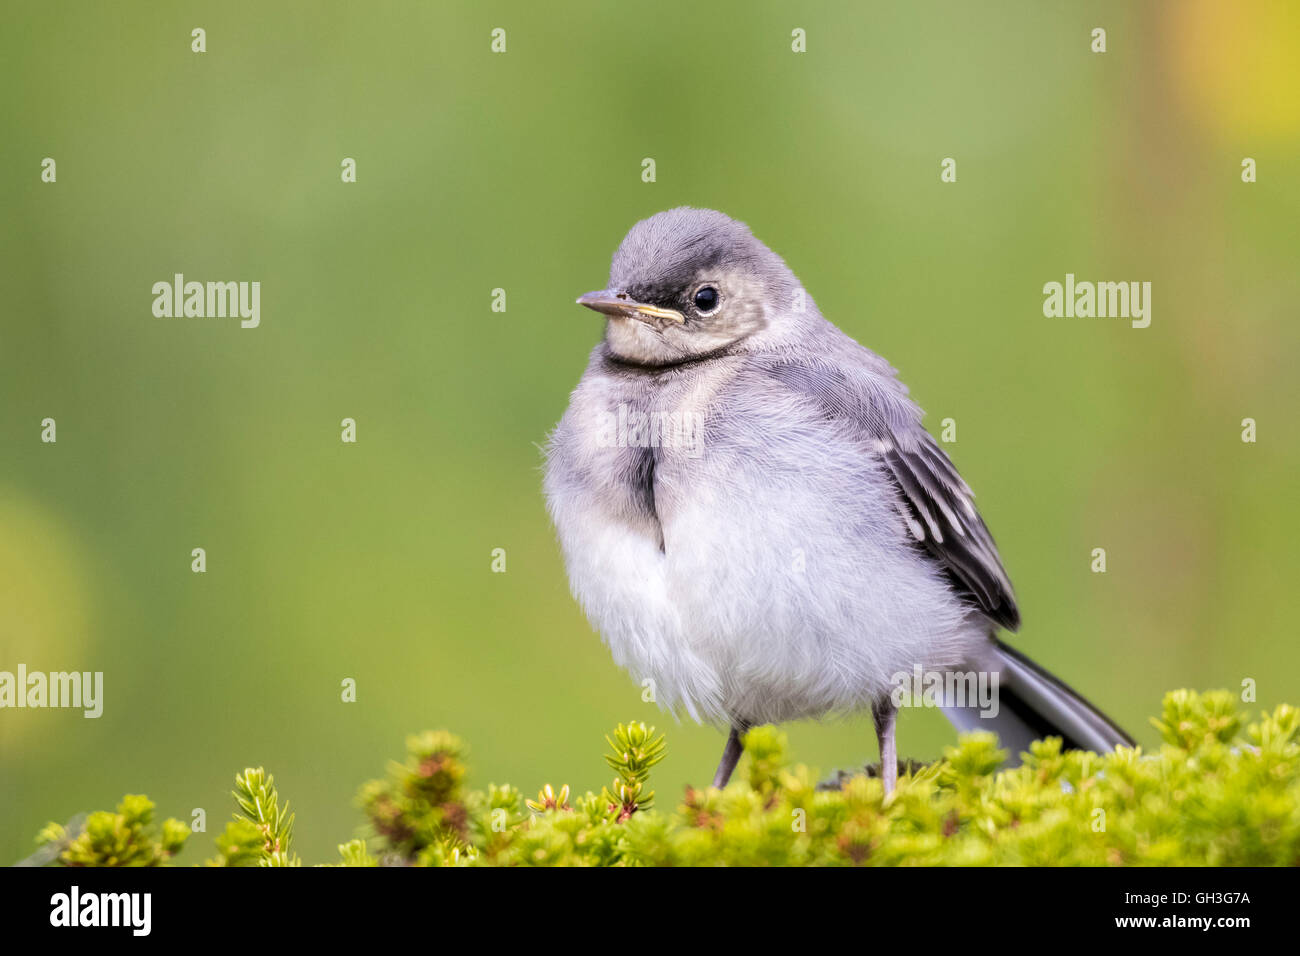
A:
[
  {"xmin": 552, "ymin": 464, "xmax": 983, "ymax": 727},
  {"xmin": 557, "ymin": 510, "xmax": 726, "ymax": 722}
]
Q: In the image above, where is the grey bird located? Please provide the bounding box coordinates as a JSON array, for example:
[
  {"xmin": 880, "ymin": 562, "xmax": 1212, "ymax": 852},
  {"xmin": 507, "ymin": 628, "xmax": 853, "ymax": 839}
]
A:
[{"xmin": 544, "ymin": 207, "xmax": 1133, "ymax": 793}]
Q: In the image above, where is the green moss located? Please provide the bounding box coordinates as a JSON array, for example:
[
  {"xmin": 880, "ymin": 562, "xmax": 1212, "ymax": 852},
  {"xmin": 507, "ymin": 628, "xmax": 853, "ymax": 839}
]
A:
[
  {"xmin": 203, "ymin": 769, "xmax": 299, "ymax": 867},
  {"xmin": 28, "ymin": 691, "xmax": 1300, "ymax": 866},
  {"xmin": 35, "ymin": 795, "xmax": 187, "ymax": 867}
]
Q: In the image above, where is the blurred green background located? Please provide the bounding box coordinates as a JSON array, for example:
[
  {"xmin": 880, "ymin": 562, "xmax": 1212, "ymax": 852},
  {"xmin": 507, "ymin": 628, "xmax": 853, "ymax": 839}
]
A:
[{"xmin": 2, "ymin": 0, "xmax": 1298, "ymax": 864}]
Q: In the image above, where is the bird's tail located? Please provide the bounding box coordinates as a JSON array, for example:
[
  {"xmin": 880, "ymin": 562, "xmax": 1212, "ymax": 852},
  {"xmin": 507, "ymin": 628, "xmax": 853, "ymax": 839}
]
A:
[{"xmin": 942, "ymin": 639, "xmax": 1134, "ymax": 763}]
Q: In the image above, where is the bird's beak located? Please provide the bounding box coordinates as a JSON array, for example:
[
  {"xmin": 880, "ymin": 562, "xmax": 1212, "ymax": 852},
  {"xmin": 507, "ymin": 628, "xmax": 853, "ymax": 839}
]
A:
[{"xmin": 576, "ymin": 290, "xmax": 685, "ymax": 325}]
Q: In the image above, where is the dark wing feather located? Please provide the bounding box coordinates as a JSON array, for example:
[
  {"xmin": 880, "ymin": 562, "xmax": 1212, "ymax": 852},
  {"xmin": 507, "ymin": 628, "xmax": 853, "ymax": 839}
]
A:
[{"xmin": 765, "ymin": 357, "xmax": 1020, "ymax": 632}]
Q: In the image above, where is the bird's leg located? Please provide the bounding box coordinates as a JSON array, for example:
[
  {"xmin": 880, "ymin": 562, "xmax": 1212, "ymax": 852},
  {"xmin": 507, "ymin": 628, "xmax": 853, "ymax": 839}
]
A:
[
  {"xmin": 711, "ymin": 722, "xmax": 750, "ymax": 788},
  {"xmin": 872, "ymin": 700, "xmax": 898, "ymax": 796}
]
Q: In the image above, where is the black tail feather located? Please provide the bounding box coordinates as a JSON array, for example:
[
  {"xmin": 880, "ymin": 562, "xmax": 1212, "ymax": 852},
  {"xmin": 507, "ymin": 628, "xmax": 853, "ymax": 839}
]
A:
[{"xmin": 942, "ymin": 639, "xmax": 1134, "ymax": 763}]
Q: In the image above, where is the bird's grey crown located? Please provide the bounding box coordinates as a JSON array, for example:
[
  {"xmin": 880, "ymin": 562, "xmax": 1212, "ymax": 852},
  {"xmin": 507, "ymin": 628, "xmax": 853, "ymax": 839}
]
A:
[{"xmin": 609, "ymin": 207, "xmax": 793, "ymax": 304}]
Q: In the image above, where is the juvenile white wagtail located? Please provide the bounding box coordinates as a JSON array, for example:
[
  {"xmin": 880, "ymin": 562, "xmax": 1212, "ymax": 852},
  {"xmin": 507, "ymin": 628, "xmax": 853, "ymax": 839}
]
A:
[{"xmin": 545, "ymin": 208, "xmax": 1132, "ymax": 793}]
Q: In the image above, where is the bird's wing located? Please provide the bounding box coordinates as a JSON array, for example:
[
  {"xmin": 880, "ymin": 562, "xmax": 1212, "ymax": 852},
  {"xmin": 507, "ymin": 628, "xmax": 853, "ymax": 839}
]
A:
[{"xmin": 762, "ymin": 353, "xmax": 1020, "ymax": 632}]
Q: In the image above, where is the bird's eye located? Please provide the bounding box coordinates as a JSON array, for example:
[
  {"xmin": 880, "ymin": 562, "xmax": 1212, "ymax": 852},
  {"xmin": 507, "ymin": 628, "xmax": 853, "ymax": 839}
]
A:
[{"xmin": 693, "ymin": 286, "xmax": 720, "ymax": 314}]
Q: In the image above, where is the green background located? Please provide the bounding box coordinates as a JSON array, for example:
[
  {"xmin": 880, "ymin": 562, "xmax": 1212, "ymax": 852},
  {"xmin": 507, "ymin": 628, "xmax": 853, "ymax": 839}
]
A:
[{"xmin": 2, "ymin": 0, "xmax": 1298, "ymax": 864}]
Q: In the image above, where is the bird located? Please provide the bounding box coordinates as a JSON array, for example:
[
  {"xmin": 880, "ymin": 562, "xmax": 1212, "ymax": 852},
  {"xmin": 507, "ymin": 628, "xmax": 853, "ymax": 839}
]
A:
[{"xmin": 544, "ymin": 207, "xmax": 1133, "ymax": 794}]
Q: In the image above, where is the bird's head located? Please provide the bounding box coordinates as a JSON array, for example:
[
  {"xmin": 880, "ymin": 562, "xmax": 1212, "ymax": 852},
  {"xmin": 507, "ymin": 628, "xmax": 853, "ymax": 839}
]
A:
[{"xmin": 578, "ymin": 207, "xmax": 802, "ymax": 366}]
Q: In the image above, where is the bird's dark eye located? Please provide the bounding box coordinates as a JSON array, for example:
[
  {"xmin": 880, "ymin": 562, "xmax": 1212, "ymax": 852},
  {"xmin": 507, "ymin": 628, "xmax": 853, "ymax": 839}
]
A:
[{"xmin": 693, "ymin": 286, "xmax": 720, "ymax": 314}]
